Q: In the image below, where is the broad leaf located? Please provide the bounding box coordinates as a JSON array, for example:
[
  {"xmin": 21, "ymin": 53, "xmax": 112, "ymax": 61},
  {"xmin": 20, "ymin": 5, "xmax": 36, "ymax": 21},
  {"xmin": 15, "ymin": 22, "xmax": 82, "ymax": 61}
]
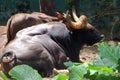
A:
[
  {"xmin": 87, "ymin": 73, "xmax": 120, "ymax": 80},
  {"xmin": 52, "ymin": 74, "xmax": 67, "ymax": 80},
  {"xmin": 68, "ymin": 63, "xmax": 88, "ymax": 80},
  {"xmin": 9, "ymin": 64, "xmax": 42, "ymax": 80},
  {"xmin": 85, "ymin": 64, "xmax": 119, "ymax": 80},
  {"xmin": 64, "ymin": 61, "xmax": 74, "ymax": 67},
  {"xmin": 65, "ymin": 61, "xmax": 119, "ymax": 80},
  {"xmin": 0, "ymin": 71, "xmax": 9, "ymax": 80},
  {"xmin": 93, "ymin": 42, "xmax": 120, "ymax": 70},
  {"xmin": 88, "ymin": 64, "xmax": 115, "ymax": 75}
]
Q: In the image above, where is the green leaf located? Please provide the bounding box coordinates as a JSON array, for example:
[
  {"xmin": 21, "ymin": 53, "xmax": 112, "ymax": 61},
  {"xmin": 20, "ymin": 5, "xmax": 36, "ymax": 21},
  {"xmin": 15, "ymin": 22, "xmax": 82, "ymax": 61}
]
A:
[
  {"xmin": 87, "ymin": 73, "xmax": 120, "ymax": 80},
  {"xmin": 116, "ymin": 59, "xmax": 120, "ymax": 72},
  {"xmin": 93, "ymin": 56, "xmax": 105, "ymax": 67},
  {"xmin": 88, "ymin": 64, "xmax": 115, "ymax": 75},
  {"xmin": 0, "ymin": 71, "xmax": 9, "ymax": 80},
  {"xmin": 65, "ymin": 61, "xmax": 118, "ymax": 80},
  {"xmin": 93, "ymin": 42, "xmax": 120, "ymax": 70},
  {"xmin": 68, "ymin": 63, "xmax": 88, "ymax": 80},
  {"xmin": 52, "ymin": 74, "xmax": 67, "ymax": 80},
  {"xmin": 85, "ymin": 64, "xmax": 119, "ymax": 80},
  {"xmin": 64, "ymin": 61, "xmax": 82, "ymax": 67},
  {"xmin": 9, "ymin": 64, "xmax": 42, "ymax": 80},
  {"xmin": 64, "ymin": 61, "xmax": 74, "ymax": 67}
]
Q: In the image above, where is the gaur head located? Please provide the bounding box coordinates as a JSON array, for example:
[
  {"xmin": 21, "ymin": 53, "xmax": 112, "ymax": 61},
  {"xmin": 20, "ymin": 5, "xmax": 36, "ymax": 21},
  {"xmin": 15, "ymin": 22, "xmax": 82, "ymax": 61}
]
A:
[{"xmin": 64, "ymin": 6, "xmax": 104, "ymax": 46}]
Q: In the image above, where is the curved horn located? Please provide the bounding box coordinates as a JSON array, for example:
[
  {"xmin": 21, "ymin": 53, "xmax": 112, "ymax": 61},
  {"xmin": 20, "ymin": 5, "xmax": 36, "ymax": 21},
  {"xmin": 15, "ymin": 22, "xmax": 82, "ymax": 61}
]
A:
[
  {"xmin": 64, "ymin": 7, "xmax": 88, "ymax": 29},
  {"xmin": 67, "ymin": 18, "xmax": 85, "ymax": 29},
  {"xmin": 79, "ymin": 15, "xmax": 87, "ymax": 25},
  {"xmin": 64, "ymin": 11, "xmax": 87, "ymax": 29},
  {"xmin": 72, "ymin": 6, "xmax": 79, "ymax": 22},
  {"xmin": 72, "ymin": 15, "xmax": 87, "ymax": 29},
  {"xmin": 72, "ymin": 6, "xmax": 95, "ymax": 29}
]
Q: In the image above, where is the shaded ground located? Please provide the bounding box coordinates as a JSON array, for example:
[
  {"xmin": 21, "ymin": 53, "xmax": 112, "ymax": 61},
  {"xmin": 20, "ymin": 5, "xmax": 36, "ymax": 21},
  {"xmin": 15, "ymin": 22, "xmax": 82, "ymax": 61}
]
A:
[{"xmin": 80, "ymin": 44, "xmax": 99, "ymax": 64}]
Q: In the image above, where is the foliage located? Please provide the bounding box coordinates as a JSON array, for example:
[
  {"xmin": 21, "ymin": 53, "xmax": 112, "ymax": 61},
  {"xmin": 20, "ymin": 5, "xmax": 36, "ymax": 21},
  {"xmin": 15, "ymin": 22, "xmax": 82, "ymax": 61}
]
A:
[
  {"xmin": 0, "ymin": 71, "xmax": 9, "ymax": 80},
  {"xmin": 64, "ymin": 42, "xmax": 120, "ymax": 80},
  {"xmin": 9, "ymin": 65, "xmax": 42, "ymax": 80},
  {"xmin": 93, "ymin": 42, "xmax": 120, "ymax": 70},
  {"xmin": 64, "ymin": 62, "xmax": 87, "ymax": 80},
  {"xmin": 64, "ymin": 62, "xmax": 118, "ymax": 80},
  {"xmin": 0, "ymin": 65, "xmax": 42, "ymax": 80},
  {"xmin": 52, "ymin": 74, "xmax": 67, "ymax": 80}
]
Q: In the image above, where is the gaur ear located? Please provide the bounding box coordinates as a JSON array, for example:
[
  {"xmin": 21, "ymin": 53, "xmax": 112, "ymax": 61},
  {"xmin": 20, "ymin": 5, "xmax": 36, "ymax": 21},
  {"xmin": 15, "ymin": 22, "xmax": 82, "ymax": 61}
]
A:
[
  {"xmin": 56, "ymin": 12, "xmax": 64, "ymax": 20},
  {"xmin": 1, "ymin": 51, "xmax": 16, "ymax": 63}
]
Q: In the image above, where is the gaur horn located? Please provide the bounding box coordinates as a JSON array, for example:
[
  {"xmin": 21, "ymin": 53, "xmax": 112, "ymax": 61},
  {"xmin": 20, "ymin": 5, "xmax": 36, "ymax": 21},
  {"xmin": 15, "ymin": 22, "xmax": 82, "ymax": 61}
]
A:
[
  {"xmin": 72, "ymin": 6, "xmax": 79, "ymax": 22},
  {"xmin": 64, "ymin": 6, "xmax": 87, "ymax": 29}
]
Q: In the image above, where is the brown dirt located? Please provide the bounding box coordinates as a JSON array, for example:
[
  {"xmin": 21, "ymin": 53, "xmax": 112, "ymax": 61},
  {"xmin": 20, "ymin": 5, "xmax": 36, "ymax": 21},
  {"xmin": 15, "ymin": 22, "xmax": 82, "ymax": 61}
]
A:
[{"xmin": 80, "ymin": 44, "xmax": 99, "ymax": 64}]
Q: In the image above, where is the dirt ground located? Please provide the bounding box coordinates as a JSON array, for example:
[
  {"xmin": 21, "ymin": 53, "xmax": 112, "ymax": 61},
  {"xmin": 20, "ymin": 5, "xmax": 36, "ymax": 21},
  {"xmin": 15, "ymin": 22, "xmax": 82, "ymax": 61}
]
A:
[
  {"xmin": 80, "ymin": 41, "xmax": 118, "ymax": 64},
  {"xmin": 80, "ymin": 44, "xmax": 99, "ymax": 64}
]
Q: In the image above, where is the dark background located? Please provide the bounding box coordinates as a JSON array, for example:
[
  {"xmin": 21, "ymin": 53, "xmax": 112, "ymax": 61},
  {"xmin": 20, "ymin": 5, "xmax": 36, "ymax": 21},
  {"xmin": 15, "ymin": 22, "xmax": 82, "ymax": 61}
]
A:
[{"xmin": 0, "ymin": 0, "xmax": 120, "ymax": 40}]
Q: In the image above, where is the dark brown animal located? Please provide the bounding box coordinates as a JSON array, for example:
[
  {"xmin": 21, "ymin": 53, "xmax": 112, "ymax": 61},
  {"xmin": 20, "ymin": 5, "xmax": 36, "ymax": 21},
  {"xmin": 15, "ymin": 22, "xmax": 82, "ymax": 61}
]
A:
[
  {"xmin": 1, "ymin": 22, "xmax": 68, "ymax": 77},
  {"xmin": 0, "ymin": 13, "xmax": 103, "ymax": 76},
  {"xmin": 6, "ymin": 12, "xmax": 60, "ymax": 44},
  {"xmin": 1, "ymin": 7, "xmax": 104, "ymax": 77}
]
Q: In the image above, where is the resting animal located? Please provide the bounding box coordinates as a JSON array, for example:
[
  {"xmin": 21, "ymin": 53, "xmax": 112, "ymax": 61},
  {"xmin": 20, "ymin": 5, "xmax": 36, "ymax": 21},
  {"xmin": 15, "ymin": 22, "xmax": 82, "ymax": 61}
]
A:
[{"xmin": 1, "ymin": 20, "xmax": 103, "ymax": 76}]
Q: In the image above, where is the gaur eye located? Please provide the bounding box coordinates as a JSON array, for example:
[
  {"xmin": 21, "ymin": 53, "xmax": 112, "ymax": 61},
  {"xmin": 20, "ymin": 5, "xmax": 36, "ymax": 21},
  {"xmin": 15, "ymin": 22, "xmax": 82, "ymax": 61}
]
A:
[
  {"xmin": 2, "ymin": 52, "xmax": 15, "ymax": 63},
  {"xmin": 4, "ymin": 52, "xmax": 12, "ymax": 57}
]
